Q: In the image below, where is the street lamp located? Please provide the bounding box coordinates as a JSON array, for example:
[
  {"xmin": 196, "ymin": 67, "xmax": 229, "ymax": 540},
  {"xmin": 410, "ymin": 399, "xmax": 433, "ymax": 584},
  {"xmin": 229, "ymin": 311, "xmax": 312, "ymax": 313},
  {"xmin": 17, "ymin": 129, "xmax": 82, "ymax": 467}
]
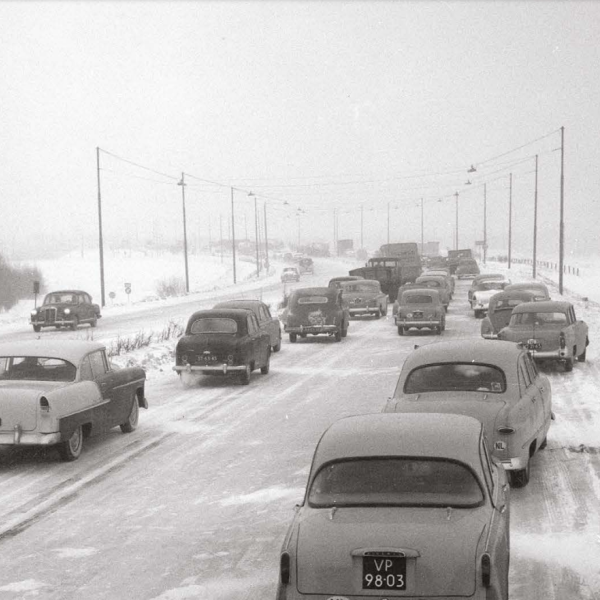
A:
[
  {"xmin": 96, "ymin": 147, "xmax": 106, "ymax": 307},
  {"xmin": 454, "ymin": 192, "xmax": 459, "ymax": 250},
  {"xmin": 230, "ymin": 187, "xmax": 237, "ymax": 284},
  {"xmin": 248, "ymin": 192, "xmax": 260, "ymax": 277}
]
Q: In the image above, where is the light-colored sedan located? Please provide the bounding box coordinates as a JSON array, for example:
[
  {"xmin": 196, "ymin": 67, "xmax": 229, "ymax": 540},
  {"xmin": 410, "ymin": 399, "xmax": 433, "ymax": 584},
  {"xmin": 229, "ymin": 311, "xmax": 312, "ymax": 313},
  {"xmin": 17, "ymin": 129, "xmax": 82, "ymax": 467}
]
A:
[
  {"xmin": 384, "ymin": 339, "xmax": 552, "ymax": 487},
  {"xmin": 471, "ymin": 277, "xmax": 511, "ymax": 318},
  {"xmin": 276, "ymin": 413, "xmax": 510, "ymax": 600},
  {"xmin": 340, "ymin": 279, "xmax": 388, "ymax": 319}
]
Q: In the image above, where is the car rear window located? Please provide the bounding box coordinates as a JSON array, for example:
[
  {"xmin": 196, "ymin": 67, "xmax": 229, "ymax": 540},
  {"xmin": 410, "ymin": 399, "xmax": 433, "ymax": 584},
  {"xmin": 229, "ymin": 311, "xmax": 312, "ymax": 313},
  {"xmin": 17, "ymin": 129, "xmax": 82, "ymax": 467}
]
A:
[
  {"xmin": 404, "ymin": 363, "xmax": 506, "ymax": 394},
  {"xmin": 308, "ymin": 458, "xmax": 484, "ymax": 508},
  {"xmin": 0, "ymin": 356, "xmax": 77, "ymax": 382},
  {"xmin": 494, "ymin": 298, "xmax": 525, "ymax": 311},
  {"xmin": 343, "ymin": 284, "xmax": 379, "ymax": 293},
  {"xmin": 510, "ymin": 312, "xmax": 566, "ymax": 326},
  {"xmin": 402, "ymin": 294, "xmax": 433, "ymax": 304},
  {"xmin": 190, "ymin": 318, "xmax": 238, "ymax": 334},
  {"xmin": 297, "ymin": 296, "xmax": 329, "ymax": 305}
]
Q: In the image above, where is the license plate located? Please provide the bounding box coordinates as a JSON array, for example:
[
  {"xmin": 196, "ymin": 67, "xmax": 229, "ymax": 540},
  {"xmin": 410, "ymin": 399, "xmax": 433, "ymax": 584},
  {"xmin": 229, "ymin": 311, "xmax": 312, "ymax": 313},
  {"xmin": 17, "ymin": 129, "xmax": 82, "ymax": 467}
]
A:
[
  {"xmin": 362, "ymin": 556, "xmax": 406, "ymax": 590},
  {"xmin": 198, "ymin": 355, "xmax": 218, "ymax": 364},
  {"xmin": 526, "ymin": 339, "xmax": 542, "ymax": 350}
]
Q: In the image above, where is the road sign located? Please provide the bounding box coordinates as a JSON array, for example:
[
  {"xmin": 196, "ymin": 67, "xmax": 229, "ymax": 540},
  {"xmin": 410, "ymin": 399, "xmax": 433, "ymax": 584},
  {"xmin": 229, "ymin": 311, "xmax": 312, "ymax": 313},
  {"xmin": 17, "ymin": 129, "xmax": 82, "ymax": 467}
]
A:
[{"xmin": 124, "ymin": 283, "xmax": 131, "ymax": 295}]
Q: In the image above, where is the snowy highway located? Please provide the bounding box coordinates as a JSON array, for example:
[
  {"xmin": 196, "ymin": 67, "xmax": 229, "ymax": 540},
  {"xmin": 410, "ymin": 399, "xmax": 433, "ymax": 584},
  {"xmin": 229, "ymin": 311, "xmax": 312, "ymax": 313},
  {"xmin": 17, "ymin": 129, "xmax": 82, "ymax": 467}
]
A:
[{"xmin": 0, "ymin": 266, "xmax": 599, "ymax": 599}]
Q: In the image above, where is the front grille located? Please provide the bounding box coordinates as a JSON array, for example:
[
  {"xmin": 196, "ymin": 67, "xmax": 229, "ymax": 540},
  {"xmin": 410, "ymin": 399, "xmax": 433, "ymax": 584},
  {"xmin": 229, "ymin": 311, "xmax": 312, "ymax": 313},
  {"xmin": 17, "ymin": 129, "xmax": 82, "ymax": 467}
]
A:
[{"xmin": 42, "ymin": 307, "xmax": 57, "ymax": 324}]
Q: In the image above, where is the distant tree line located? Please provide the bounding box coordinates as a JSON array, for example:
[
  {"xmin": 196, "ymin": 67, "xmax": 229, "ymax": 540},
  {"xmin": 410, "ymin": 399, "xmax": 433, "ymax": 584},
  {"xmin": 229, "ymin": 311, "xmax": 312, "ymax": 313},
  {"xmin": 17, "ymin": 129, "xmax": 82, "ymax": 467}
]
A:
[{"xmin": 0, "ymin": 253, "xmax": 45, "ymax": 311}]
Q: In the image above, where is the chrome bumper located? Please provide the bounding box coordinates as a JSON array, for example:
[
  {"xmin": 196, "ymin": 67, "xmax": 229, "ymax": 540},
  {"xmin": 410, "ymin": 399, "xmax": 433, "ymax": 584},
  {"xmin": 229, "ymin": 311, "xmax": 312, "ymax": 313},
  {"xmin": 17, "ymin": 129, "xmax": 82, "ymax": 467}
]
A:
[
  {"xmin": 396, "ymin": 319, "xmax": 441, "ymax": 327},
  {"xmin": 349, "ymin": 308, "xmax": 378, "ymax": 315},
  {"xmin": 173, "ymin": 364, "xmax": 246, "ymax": 374},
  {"xmin": 482, "ymin": 333, "xmax": 499, "ymax": 340},
  {"xmin": 499, "ymin": 456, "xmax": 529, "ymax": 471},
  {"xmin": 285, "ymin": 325, "xmax": 337, "ymax": 334},
  {"xmin": 529, "ymin": 349, "xmax": 571, "ymax": 360},
  {"xmin": 0, "ymin": 427, "xmax": 61, "ymax": 446}
]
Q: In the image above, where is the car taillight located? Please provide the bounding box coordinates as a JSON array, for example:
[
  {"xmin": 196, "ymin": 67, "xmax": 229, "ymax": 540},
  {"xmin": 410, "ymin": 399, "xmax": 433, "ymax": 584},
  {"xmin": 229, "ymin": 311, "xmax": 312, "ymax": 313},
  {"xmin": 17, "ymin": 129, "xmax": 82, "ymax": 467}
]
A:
[
  {"xmin": 227, "ymin": 354, "xmax": 234, "ymax": 366},
  {"xmin": 181, "ymin": 354, "xmax": 188, "ymax": 363},
  {"xmin": 280, "ymin": 552, "xmax": 291, "ymax": 584},
  {"xmin": 559, "ymin": 332, "xmax": 566, "ymax": 349},
  {"xmin": 497, "ymin": 426, "xmax": 515, "ymax": 434},
  {"xmin": 481, "ymin": 552, "xmax": 491, "ymax": 587},
  {"xmin": 40, "ymin": 397, "xmax": 50, "ymax": 412}
]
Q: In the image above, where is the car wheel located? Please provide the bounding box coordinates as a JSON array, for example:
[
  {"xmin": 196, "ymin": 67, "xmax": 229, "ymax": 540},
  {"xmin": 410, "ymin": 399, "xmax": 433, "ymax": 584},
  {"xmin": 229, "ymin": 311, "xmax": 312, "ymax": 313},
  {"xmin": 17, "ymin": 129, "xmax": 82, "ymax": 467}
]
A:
[
  {"xmin": 273, "ymin": 335, "xmax": 282, "ymax": 352},
  {"xmin": 33, "ymin": 325, "xmax": 41, "ymax": 332},
  {"xmin": 58, "ymin": 425, "xmax": 84, "ymax": 461},
  {"xmin": 334, "ymin": 329, "xmax": 342, "ymax": 342},
  {"xmin": 341, "ymin": 324, "xmax": 348, "ymax": 337},
  {"xmin": 240, "ymin": 364, "xmax": 251, "ymax": 385},
  {"xmin": 260, "ymin": 350, "xmax": 271, "ymax": 374},
  {"xmin": 435, "ymin": 325, "xmax": 442, "ymax": 335},
  {"xmin": 474, "ymin": 310, "xmax": 482, "ymax": 319},
  {"xmin": 539, "ymin": 436, "xmax": 548, "ymax": 450},
  {"xmin": 380, "ymin": 305, "xmax": 387, "ymax": 317},
  {"xmin": 578, "ymin": 348, "xmax": 587, "ymax": 362},
  {"xmin": 397, "ymin": 326, "xmax": 404, "ymax": 336},
  {"xmin": 90, "ymin": 317, "xmax": 97, "ymax": 328},
  {"xmin": 509, "ymin": 461, "xmax": 530, "ymax": 488},
  {"xmin": 70, "ymin": 317, "xmax": 79, "ymax": 331},
  {"xmin": 564, "ymin": 356, "xmax": 574, "ymax": 372},
  {"xmin": 373, "ymin": 311, "xmax": 380, "ymax": 319},
  {"xmin": 289, "ymin": 333, "xmax": 297, "ymax": 343},
  {"xmin": 120, "ymin": 392, "xmax": 140, "ymax": 433}
]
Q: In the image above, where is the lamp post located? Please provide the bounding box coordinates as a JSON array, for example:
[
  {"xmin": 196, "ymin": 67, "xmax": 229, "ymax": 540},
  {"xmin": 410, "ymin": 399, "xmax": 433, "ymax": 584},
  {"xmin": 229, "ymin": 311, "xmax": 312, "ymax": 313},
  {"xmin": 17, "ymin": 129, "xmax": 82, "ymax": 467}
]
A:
[
  {"xmin": 177, "ymin": 173, "xmax": 190, "ymax": 293},
  {"xmin": 360, "ymin": 204, "xmax": 364, "ymax": 249},
  {"xmin": 230, "ymin": 187, "xmax": 237, "ymax": 284},
  {"xmin": 263, "ymin": 201, "xmax": 269, "ymax": 273},
  {"xmin": 248, "ymin": 192, "xmax": 260, "ymax": 277},
  {"xmin": 387, "ymin": 202, "xmax": 390, "ymax": 247},
  {"xmin": 483, "ymin": 183, "xmax": 487, "ymax": 264},
  {"xmin": 559, "ymin": 126, "xmax": 565, "ymax": 294},
  {"xmin": 420, "ymin": 197, "xmax": 424, "ymax": 255},
  {"xmin": 507, "ymin": 173, "xmax": 513, "ymax": 269},
  {"xmin": 454, "ymin": 192, "xmax": 459, "ymax": 250},
  {"xmin": 96, "ymin": 147, "xmax": 106, "ymax": 307}
]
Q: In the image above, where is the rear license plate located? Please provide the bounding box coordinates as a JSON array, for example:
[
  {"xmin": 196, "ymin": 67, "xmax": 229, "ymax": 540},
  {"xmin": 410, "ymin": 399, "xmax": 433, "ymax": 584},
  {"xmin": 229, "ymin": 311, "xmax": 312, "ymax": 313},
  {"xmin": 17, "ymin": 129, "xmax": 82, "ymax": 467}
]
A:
[
  {"xmin": 198, "ymin": 355, "xmax": 218, "ymax": 364},
  {"xmin": 526, "ymin": 339, "xmax": 542, "ymax": 350},
  {"xmin": 362, "ymin": 556, "xmax": 406, "ymax": 590}
]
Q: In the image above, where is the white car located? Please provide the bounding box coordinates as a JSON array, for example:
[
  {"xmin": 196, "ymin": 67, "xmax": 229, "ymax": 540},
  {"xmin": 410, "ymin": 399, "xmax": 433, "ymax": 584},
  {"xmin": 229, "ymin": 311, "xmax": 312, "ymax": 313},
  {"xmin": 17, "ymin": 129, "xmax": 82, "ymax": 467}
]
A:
[{"xmin": 472, "ymin": 278, "xmax": 510, "ymax": 318}]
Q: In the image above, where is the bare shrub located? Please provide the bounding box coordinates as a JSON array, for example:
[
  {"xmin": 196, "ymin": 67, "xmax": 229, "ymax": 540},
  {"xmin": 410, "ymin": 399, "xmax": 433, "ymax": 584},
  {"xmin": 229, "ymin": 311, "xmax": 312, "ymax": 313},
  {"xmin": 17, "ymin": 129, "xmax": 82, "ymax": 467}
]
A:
[
  {"xmin": 155, "ymin": 276, "xmax": 186, "ymax": 298},
  {"xmin": 0, "ymin": 253, "xmax": 45, "ymax": 311},
  {"xmin": 106, "ymin": 320, "xmax": 184, "ymax": 357}
]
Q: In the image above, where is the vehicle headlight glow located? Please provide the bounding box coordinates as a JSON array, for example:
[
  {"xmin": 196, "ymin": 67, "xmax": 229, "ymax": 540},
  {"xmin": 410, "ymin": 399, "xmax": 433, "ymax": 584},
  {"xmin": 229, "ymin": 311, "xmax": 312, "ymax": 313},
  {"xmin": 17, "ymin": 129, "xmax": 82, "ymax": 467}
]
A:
[
  {"xmin": 64, "ymin": 308, "xmax": 71, "ymax": 315},
  {"xmin": 30, "ymin": 310, "xmax": 38, "ymax": 316}
]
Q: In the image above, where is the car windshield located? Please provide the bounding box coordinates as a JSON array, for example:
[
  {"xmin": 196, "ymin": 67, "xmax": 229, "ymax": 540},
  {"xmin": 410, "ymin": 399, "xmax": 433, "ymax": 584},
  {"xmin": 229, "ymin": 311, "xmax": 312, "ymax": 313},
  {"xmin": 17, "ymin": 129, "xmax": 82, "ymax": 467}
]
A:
[
  {"xmin": 297, "ymin": 296, "xmax": 330, "ymax": 305},
  {"xmin": 509, "ymin": 312, "xmax": 567, "ymax": 326},
  {"xmin": 404, "ymin": 363, "xmax": 506, "ymax": 393},
  {"xmin": 0, "ymin": 356, "xmax": 77, "ymax": 382},
  {"xmin": 476, "ymin": 281, "xmax": 505, "ymax": 291},
  {"xmin": 417, "ymin": 280, "xmax": 442, "ymax": 288},
  {"xmin": 308, "ymin": 458, "xmax": 484, "ymax": 508},
  {"xmin": 44, "ymin": 293, "xmax": 77, "ymax": 305},
  {"xmin": 402, "ymin": 294, "xmax": 434, "ymax": 304},
  {"xmin": 343, "ymin": 283, "xmax": 379, "ymax": 293},
  {"xmin": 190, "ymin": 318, "xmax": 238, "ymax": 334},
  {"xmin": 493, "ymin": 298, "xmax": 526, "ymax": 312}
]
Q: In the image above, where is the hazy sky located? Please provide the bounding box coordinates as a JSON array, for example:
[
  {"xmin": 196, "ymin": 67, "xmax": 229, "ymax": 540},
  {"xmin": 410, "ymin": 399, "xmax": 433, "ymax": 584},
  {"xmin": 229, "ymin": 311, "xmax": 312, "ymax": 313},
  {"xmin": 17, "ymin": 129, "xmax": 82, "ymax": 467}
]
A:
[{"xmin": 2, "ymin": 1, "xmax": 599, "ymax": 260}]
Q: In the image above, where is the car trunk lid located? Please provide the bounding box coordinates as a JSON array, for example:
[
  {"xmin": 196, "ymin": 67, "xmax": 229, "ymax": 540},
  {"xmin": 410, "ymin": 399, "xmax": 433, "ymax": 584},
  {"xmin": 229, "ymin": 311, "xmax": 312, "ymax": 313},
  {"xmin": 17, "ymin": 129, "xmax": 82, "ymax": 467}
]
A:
[{"xmin": 0, "ymin": 381, "xmax": 62, "ymax": 432}]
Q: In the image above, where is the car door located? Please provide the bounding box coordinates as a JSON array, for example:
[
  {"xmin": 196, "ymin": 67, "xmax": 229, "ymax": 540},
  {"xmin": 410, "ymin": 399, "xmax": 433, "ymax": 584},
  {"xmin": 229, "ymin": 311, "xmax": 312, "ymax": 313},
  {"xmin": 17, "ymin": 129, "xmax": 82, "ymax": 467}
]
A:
[
  {"xmin": 525, "ymin": 352, "xmax": 551, "ymax": 434},
  {"xmin": 516, "ymin": 354, "xmax": 543, "ymax": 445},
  {"xmin": 258, "ymin": 304, "xmax": 275, "ymax": 347},
  {"xmin": 88, "ymin": 350, "xmax": 126, "ymax": 431},
  {"xmin": 570, "ymin": 305, "xmax": 587, "ymax": 353},
  {"xmin": 247, "ymin": 314, "xmax": 265, "ymax": 367}
]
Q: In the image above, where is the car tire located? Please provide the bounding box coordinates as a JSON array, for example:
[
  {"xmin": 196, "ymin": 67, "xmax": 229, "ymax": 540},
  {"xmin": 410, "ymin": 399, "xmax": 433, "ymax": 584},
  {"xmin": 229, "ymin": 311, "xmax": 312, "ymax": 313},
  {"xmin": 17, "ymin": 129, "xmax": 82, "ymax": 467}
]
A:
[
  {"xmin": 33, "ymin": 325, "xmax": 41, "ymax": 332},
  {"xmin": 341, "ymin": 324, "xmax": 348, "ymax": 338},
  {"xmin": 509, "ymin": 461, "xmax": 530, "ymax": 488},
  {"xmin": 260, "ymin": 350, "xmax": 271, "ymax": 375},
  {"xmin": 397, "ymin": 326, "xmax": 404, "ymax": 336},
  {"xmin": 578, "ymin": 348, "xmax": 587, "ymax": 362},
  {"xmin": 539, "ymin": 436, "xmax": 548, "ymax": 450},
  {"xmin": 289, "ymin": 333, "xmax": 297, "ymax": 343},
  {"xmin": 273, "ymin": 336, "xmax": 282, "ymax": 353},
  {"xmin": 373, "ymin": 311, "xmax": 380, "ymax": 319},
  {"xmin": 240, "ymin": 364, "xmax": 251, "ymax": 385},
  {"xmin": 381, "ymin": 305, "xmax": 387, "ymax": 317},
  {"xmin": 564, "ymin": 356, "xmax": 574, "ymax": 372},
  {"xmin": 120, "ymin": 392, "xmax": 140, "ymax": 433},
  {"xmin": 58, "ymin": 425, "xmax": 84, "ymax": 461},
  {"xmin": 70, "ymin": 317, "xmax": 79, "ymax": 331},
  {"xmin": 435, "ymin": 325, "xmax": 442, "ymax": 335},
  {"xmin": 90, "ymin": 317, "xmax": 97, "ymax": 328},
  {"xmin": 474, "ymin": 310, "xmax": 482, "ymax": 319},
  {"xmin": 334, "ymin": 330, "xmax": 342, "ymax": 342}
]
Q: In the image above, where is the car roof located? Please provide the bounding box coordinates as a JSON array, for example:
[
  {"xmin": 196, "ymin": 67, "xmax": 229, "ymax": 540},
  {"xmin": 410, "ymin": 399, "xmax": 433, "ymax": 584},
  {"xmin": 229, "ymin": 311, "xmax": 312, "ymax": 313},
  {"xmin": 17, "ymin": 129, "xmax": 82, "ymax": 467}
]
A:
[
  {"xmin": 401, "ymin": 339, "xmax": 523, "ymax": 371},
  {"xmin": 187, "ymin": 308, "xmax": 255, "ymax": 322},
  {"xmin": 341, "ymin": 279, "xmax": 380, "ymax": 286},
  {"xmin": 329, "ymin": 276, "xmax": 362, "ymax": 282},
  {"xmin": 292, "ymin": 286, "xmax": 337, "ymax": 297},
  {"xmin": 45, "ymin": 289, "xmax": 90, "ymax": 295},
  {"xmin": 312, "ymin": 413, "xmax": 484, "ymax": 470},
  {"xmin": 401, "ymin": 288, "xmax": 440, "ymax": 298},
  {"xmin": 213, "ymin": 299, "xmax": 265, "ymax": 310},
  {"xmin": 512, "ymin": 300, "xmax": 571, "ymax": 313},
  {"xmin": 0, "ymin": 340, "xmax": 105, "ymax": 363},
  {"xmin": 505, "ymin": 282, "xmax": 548, "ymax": 291},
  {"xmin": 472, "ymin": 274, "xmax": 504, "ymax": 283},
  {"xmin": 489, "ymin": 290, "xmax": 537, "ymax": 303}
]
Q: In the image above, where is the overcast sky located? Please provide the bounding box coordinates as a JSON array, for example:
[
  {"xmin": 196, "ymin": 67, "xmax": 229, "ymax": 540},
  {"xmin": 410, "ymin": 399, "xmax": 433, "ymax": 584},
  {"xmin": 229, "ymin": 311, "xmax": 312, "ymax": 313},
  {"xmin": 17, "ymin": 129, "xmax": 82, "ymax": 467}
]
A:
[{"xmin": 1, "ymin": 1, "xmax": 599, "ymax": 260}]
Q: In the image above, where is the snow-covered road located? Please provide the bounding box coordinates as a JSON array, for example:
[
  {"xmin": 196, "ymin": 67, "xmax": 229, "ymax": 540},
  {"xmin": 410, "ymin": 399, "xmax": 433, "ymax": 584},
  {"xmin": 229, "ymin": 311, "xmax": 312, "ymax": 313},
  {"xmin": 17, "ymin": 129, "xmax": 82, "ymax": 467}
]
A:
[{"xmin": 0, "ymin": 261, "xmax": 599, "ymax": 599}]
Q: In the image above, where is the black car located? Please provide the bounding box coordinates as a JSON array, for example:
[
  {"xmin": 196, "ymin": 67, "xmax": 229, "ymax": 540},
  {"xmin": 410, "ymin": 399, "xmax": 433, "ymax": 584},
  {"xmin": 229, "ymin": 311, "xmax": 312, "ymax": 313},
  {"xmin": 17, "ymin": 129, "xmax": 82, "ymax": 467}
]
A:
[
  {"xmin": 173, "ymin": 309, "xmax": 271, "ymax": 385},
  {"xmin": 30, "ymin": 290, "xmax": 101, "ymax": 332}
]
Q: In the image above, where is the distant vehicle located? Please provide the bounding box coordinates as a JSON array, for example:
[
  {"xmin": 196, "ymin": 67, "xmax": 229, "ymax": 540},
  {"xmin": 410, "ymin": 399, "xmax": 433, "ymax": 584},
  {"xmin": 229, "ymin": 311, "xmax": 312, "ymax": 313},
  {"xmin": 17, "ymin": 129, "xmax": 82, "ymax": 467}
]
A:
[
  {"xmin": 468, "ymin": 274, "xmax": 507, "ymax": 304},
  {"xmin": 298, "ymin": 257, "xmax": 314, "ymax": 274},
  {"xmin": 447, "ymin": 248, "xmax": 473, "ymax": 274},
  {"xmin": 30, "ymin": 290, "xmax": 101, "ymax": 332},
  {"xmin": 504, "ymin": 281, "xmax": 550, "ymax": 301},
  {"xmin": 283, "ymin": 252, "xmax": 294, "ymax": 262},
  {"xmin": 395, "ymin": 288, "xmax": 445, "ymax": 335},
  {"xmin": 379, "ymin": 242, "xmax": 423, "ymax": 283},
  {"xmin": 327, "ymin": 275, "xmax": 363, "ymax": 289},
  {"xmin": 0, "ymin": 340, "xmax": 147, "ymax": 461},
  {"xmin": 423, "ymin": 268, "xmax": 455, "ymax": 296},
  {"xmin": 497, "ymin": 300, "xmax": 589, "ymax": 371},
  {"xmin": 173, "ymin": 309, "xmax": 271, "ymax": 385},
  {"xmin": 276, "ymin": 413, "xmax": 510, "ymax": 600},
  {"xmin": 471, "ymin": 277, "xmax": 511, "ymax": 318},
  {"xmin": 281, "ymin": 267, "xmax": 300, "ymax": 283},
  {"xmin": 340, "ymin": 279, "xmax": 388, "ymax": 319},
  {"xmin": 284, "ymin": 287, "xmax": 349, "ymax": 343},
  {"xmin": 212, "ymin": 299, "xmax": 281, "ymax": 352},
  {"xmin": 481, "ymin": 290, "xmax": 539, "ymax": 339},
  {"xmin": 384, "ymin": 338, "xmax": 552, "ymax": 487},
  {"xmin": 455, "ymin": 258, "xmax": 480, "ymax": 279},
  {"xmin": 414, "ymin": 274, "xmax": 451, "ymax": 310}
]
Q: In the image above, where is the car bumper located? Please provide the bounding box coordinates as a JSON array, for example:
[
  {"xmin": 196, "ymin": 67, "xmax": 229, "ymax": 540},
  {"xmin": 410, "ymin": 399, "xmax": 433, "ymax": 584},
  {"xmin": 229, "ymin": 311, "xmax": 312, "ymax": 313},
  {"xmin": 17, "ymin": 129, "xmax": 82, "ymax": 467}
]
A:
[
  {"xmin": 285, "ymin": 325, "xmax": 338, "ymax": 334},
  {"xmin": 529, "ymin": 349, "xmax": 571, "ymax": 360},
  {"xmin": 482, "ymin": 333, "xmax": 499, "ymax": 340},
  {"xmin": 31, "ymin": 319, "xmax": 77, "ymax": 327},
  {"xmin": 0, "ymin": 429, "xmax": 61, "ymax": 446},
  {"xmin": 396, "ymin": 319, "xmax": 441, "ymax": 327},
  {"xmin": 349, "ymin": 307, "xmax": 378, "ymax": 315},
  {"xmin": 173, "ymin": 364, "xmax": 246, "ymax": 374},
  {"xmin": 499, "ymin": 456, "xmax": 529, "ymax": 471},
  {"xmin": 276, "ymin": 587, "xmax": 491, "ymax": 600}
]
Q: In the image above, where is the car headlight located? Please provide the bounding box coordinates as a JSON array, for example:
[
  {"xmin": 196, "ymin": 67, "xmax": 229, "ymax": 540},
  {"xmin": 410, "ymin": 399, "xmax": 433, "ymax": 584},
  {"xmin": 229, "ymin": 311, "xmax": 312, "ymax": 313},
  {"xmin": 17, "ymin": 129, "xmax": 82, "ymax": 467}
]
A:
[
  {"xmin": 64, "ymin": 308, "xmax": 71, "ymax": 315},
  {"xmin": 30, "ymin": 310, "xmax": 38, "ymax": 316},
  {"xmin": 406, "ymin": 312, "xmax": 413, "ymax": 318}
]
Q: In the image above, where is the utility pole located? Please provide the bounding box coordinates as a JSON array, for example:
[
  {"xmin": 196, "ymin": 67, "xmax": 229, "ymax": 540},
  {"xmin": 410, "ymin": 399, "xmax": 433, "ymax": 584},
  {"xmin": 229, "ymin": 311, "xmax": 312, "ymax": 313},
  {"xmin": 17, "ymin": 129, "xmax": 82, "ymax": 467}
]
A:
[
  {"xmin": 420, "ymin": 198, "xmax": 424, "ymax": 255},
  {"xmin": 508, "ymin": 173, "xmax": 512, "ymax": 270},
  {"xmin": 230, "ymin": 187, "xmax": 237, "ymax": 284},
  {"xmin": 454, "ymin": 192, "xmax": 459, "ymax": 250},
  {"xmin": 483, "ymin": 184, "xmax": 487, "ymax": 264},
  {"xmin": 219, "ymin": 214, "xmax": 224, "ymax": 263},
  {"xmin": 533, "ymin": 154, "xmax": 539, "ymax": 278},
  {"xmin": 559, "ymin": 126, "xmax": 565, "ymax": 295},
  {"xmin": 360, "ymin": 205, "xmax": 364, "ymax": 249},
  {"xmin": 96, "ymin": 147, "xmax": 106, "ymax": 307},
  {"xmin": 263, "ymin": 201, "xmax": 269, "ymax": 273},
  {"xmin": 333, "ymin": 208, "xmax": 337, "ymax": 256},
  {"xmin": 387, "ymin": 202, "xmax": 390, "ymax": 247},
  {"xmin": 178, "ymin": 173, "xmax": 190, "ymax": 293},
  {"xmin": 251, "ymin": 193, "xmax": 260, "ymax": 277}
]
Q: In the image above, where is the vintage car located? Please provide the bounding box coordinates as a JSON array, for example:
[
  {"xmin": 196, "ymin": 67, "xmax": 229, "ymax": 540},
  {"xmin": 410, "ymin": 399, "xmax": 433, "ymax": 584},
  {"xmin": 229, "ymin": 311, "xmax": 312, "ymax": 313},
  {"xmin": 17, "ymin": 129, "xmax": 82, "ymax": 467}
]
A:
[
  {"xmin": 392, "ymin": 283, "xmax": 428, "ymax": 315},
  {"xmin": 468, "ymin": 274, "xmax": 506, "ymax": 305},
  {"xmin": 497, "ymin": 300, "xmax": 589, "ymax": 371},
  {"xmin": 414, "ymin": 274, "xmax": 450, "ymax": 310},
  {"xmin": 481, "ymin": 290, "xmax": 538, "ymax": 339},
  {"xmin": 0, "ymin": 340, "xmax": 146, "ymax": 461},
  {"xmin": 284, "ymin": 287, "xmax": 349, "ymax": 343},
  {"xmin": 276, "ymin": 413, "xmax": 510, "ymax": 600},
  {"xmin": 340, "ymin": 279, "xmax": 388, "ymax": 319},
  {"xmin": 213, "ymin": 299, "xmax": 281, "ymax": 352},
  {"xmin": 384, "ymin": 339, "xmax": 552, "ymax": 487},
  {"xmin": 281, "ymin": 267, "xmax": 300, "ymax": 283},
  {"xmin": 173, "ymin": 309, "xmax": 271, "ymax": 385},
  {"xmin": 298, "ymin": 257, "xmax": 314, "ymax": 274},
  {"xmin": 30, "ymin": 290, "xmax": 102, "ymax": 332},
  {"xmin": 455, "ymin": 258, "xmax": 481, "ymax": 279},
  {"xmin": 395, "ymin": 288, "xmax": 445, "ymax": 335},
  {"xmin": 503, "ymin": 281, "xmax": 550, "ymax": 301},
  {"xmin": 471, "ymin": 277, "xmax": 511, "ymax": 318},
  {"xmin": 328, "ymin": 275, "xmax": 364, "ymax": 289},
  {"xmin": 424, "ymin": 268, "xmax": 455, "ymax": 296}
]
